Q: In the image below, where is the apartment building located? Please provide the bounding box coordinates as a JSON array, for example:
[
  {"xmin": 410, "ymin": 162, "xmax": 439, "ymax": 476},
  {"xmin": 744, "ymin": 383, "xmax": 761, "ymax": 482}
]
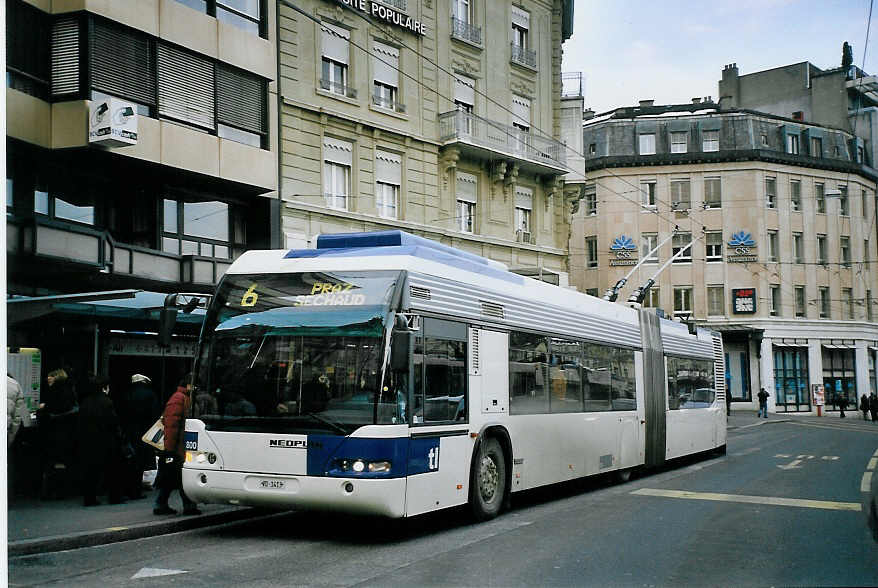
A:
[
  {"xmin": 276, "ymin": 0, "xmax": 575, "ymax": 284},
  {"xmin": 569, "ymin": 100, "xmax": 878, "ymax": 415},
  {"xmin": 6, "ymin": 0, "xmax": 278, "ymax": 392}
]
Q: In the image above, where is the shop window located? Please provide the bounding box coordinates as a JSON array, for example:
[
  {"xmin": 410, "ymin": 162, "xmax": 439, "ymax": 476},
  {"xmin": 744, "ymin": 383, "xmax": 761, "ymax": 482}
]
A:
[
  {"xmin": 774, "ymin": 348, "xmax": 809, "ymax": 410},
  {"xmin": 162, "ymin": 198, "xmax": 232, "ymax": 259},
  {"xmin": 822, "ymin": 347, "xmax": 856, "ymax": 409}
]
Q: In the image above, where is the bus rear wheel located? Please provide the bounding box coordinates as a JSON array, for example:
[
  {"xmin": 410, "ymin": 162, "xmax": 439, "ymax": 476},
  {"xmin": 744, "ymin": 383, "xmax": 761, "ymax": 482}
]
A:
[{"xmin": 470, "ymin": 437, "xmax": 506, "ymax": 521}]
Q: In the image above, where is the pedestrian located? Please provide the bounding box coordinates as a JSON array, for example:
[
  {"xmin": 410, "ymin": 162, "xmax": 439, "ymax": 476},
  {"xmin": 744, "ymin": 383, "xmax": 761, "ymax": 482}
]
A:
[
  {"xmin": 726, "ymin": 390, "xmax": 732, "ymax": 416},
  {"xmin": 838, "ymin": 394, "xmax": 848, "ymax": 418},
  {"xmin": 77, "ymin": 375, "xmax": 127, "ymax": 506},
  {"xmin": 37, "ymin": 368, "xmax": 78, "ymax": 499},
  {"xmin": 125, "ymin": 374, "xmax": 160, "ymax": 499},
  {"xmin": 862, "ymin": 394, "xmax": 871, "ymax": 421},
  {"xmin": 153, "ymin": 374, "xmax": 201, "ymax": 516},
  {"xmin": 757, "ymin": 388, "xmax": 769, "ymax": 418},
  {"xmin": 870, "ymin": 392, "xmax": 878, "ymax": 423}
]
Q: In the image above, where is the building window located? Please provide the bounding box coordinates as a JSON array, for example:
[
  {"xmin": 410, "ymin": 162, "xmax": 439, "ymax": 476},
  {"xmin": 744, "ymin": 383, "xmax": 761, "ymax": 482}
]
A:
[
  {"xmin": 817, "ymin": 234, "xmax": 827, "ymax": 264},
  {"xmin": 323, "ymin": 137, "xmax": 353, "ymax": 210},
  {"xmin": 811, "ymin": 136, "xmax": 822, "ymax": 157},
  {"xmin": 705, "ymin": 231, "xmax": 723, "ymax": 262},
  {"xmin": 858, "ymin": 145, "xmax": 865, "ymax": 163},
  {"xmin": 453, "ymin": 0, "xmax": 471, "ymax": 24},
  {"xmin": 511, "ymin": 95, "xmax": 531, "ymax": 152},
  {"xmin": 673, "ymin": 287, "xmax": 693, "ymax": 318},
  {"xmin": 702, "ymin": 129, "xmax": 719, "ymax": 152},
  {"xmin": 586, "ymin": 236, "xmax": 598, "ymax": 268},
  {"xmin": 639, "ymin": 134, "xmax": 656, "ymax": 155},
  {"xmin": 7, "ymin": 0, "xmax": 50, "ymax": 100},
  {"xmin": 321, "ymin": 24, "xmax": 352, "ymax": 97},
  {"xmin": 456, "ymin": 172, "xmax": 477, "ymax": 233},
  {"xmin": 514, "ymin": 186, "xmax": 533, "ymax": 239},
  {"xmin": 770, "ymin": 284, "xmax": 781, "ymax": 317},
  {"xmin": 162, "ymin": 198, "xmax": 231, "ymax": 259},
  {"xmin": 816, "ymin": 182, "xmax": 825, "ymax": 213},
  {"xmin": 760, "ymin": 133, "xmax": 769, "ymax": 147},
  {"xmin": 641, "ymin": 233, "xmax": 658, "ymax": 263},
  {"xmin": 670, "ymin": 179, "xmax": 691, "ymax": 210},
  {"xmin": 451, "ymin": 0, "xmax": 481, "ymax": 44},
  {"xmin": 584, "ymin": 183, "xmax": 597, "ymax": 216},
  {"xmin": 704, "ymin": 177, "xmax": 721, "ymax": 208},
  {"xmin": 453, "ymin": 74, "xmax": 475, "ymax": 134},
  {"xmin": 672, "ymin": 232, "xmax": 692, "ymax": 263},
  {"xmin": 765, "ymin": 177, "xmax": 776, "ymax": 208},
  {"xmin": 795, "ymin": 286, "xmax": 806, "ymax": 317},
  {"xmin": 862, "ymin": 189, "xmax": 869, "ymax": 217},
  {"xmin": 588, "ymin": 143, "xmax": 596, "ymax": 155},
  {"xmin": 375, "ymin": 149, "xmax": 401, "ymax": 218},
  {"xmin": 670, "ymin": 132, "xmax": 687, "ymax": 153},
  {"xmin": 868, "ymin": 290, "xmax": 874, "ymax": 322},
  {"xmin": 707, "ymin": 286, "xmax": 724, "ymax": 316},
  {"xmin": 372, "ymin": 42, "xmax": 402, "ymax": 112},
  {"xmin": 375, "ymin": 182, "xmax": 399, "ymax": 219},
  {"xmin": 174, "ymin": 0, "xmax": 265, "ymax": 36},
  {"xmin": 37, "ymin": 191, "xmax": 96, "ymax": 226},
  {"xmin": 643, "ymin": 287, "xmax": 660, "ymax": 309},
  {"xmin": 842, "ymin": 288, "xmax": 854, "ymax": 319},
  {"xmin": 839, "ymin": 185, "xmax": 849, "ymax": 215},
  {"xmin": 786, "ymin": 133, "xmax": 799, "ymax": 154},
  {"xmin": 790, "ymin": 180, "xmax": 801, "ymax": 211},
  {"xmin": 510, "ymin": 7, "xmax": 535, "ymax": 68},
  {"xmin": 640, "ymin": 181, "xmax": 656, "ymax": 208},
  {"xmin": 793, "ymin": 232, "xmax": 803, "ymax": 264},
  {"xmin": 767, "ymin": 230, "xmax": 778, "ymax": 262},
  {"xmin": 840, "ymin": 236, "xmax": 851, "ymax": 267},
  {"xmin": 819, "ymin": 287, "xmax": 830, "ymax": 318}
]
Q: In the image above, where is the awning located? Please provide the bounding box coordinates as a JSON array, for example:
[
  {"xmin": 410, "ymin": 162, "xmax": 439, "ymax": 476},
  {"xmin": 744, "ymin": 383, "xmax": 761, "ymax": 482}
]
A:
[
  {"xmin": 822, "ymin": 344, "xmax": 856, "ymax": 349},
  {"xmin": 772, "ymin": 342, "xmax": 807, "ymax": 348},
  {"xmin": 7, "ymin": 290, "xmax": 205, "ymax": 325}
]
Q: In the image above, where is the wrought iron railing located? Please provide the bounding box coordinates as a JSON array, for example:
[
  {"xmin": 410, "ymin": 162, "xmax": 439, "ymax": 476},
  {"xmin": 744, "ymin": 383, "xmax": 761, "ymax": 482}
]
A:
[
  {"xmin": 377, "ymin": 0, "xmax": 406, "ymax": 10},
  {"xmin": 451, "ymin": 16, "xmax": 482, "ymax": 45},
  {"xmin": 319, "ymin": 78, "xmax": 357, "ymax": 99},
  {"xmin": 372, "ymin": 94, "xmax": 406, "ymax": 113},
  {"xmin": 438, "ymin": 109, "xmax": 567, "ymax": 169},
  {"xmin": 510, "ymin": 43, "xmax": 537, "ymax": 68}
]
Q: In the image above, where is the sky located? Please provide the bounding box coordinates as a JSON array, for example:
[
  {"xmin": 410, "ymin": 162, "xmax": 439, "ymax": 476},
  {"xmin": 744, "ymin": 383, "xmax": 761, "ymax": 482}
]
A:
[{"xmin": 561, "ymin": 0, "xmax": 878, "ymax": 114}]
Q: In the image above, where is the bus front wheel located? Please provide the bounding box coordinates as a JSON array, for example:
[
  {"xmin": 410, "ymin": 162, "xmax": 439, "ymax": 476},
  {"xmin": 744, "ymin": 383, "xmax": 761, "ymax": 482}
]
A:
[{"xmin": 470, "ymin": 437, "xmax": 506, "ymax": 521}]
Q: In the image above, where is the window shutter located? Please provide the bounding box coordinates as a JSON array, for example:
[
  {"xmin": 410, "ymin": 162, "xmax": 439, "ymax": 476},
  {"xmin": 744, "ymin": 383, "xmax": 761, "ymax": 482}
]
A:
[
  {"xmin": 372, "ymin": 42, "xmax": 399, "ymax": 87},
  {"xmin": 511, "ymin": 95, "xmax": 530, "ymax": 126},
  {"xmin": 511, "ymin": 6, "xmax": 529, "ymax": 29},
  {"xmin": 157, "ymin": 43, "xmax": 214, "ymax": 130},
  {"xmin": 90, "ymin": 19, "xmax": 155, "ymax": 106},
  {"xmin": 375, "ymin": 150, "xmax": 401, "ymax": 184},
  {"xmin": 322, "ymin": 23, "xmax": 350, "ymax": 65},
  {"xmin": 324, "ymin": 137, "xmax": 353, "ymax": 166},
  {"xmin": 454, "ymin": 74, "xmax": 475, "ymax": 105},
  {"xmin": 514, "ymin": 186, "xmax": 533, "ymax": 209},
  {"xmin": 456, "ymin": 172, "xmax": 477, "ymax": 202},
  {"xmin": 51, "ymin": 17, "xmax": 81, "ymax": 96},
  {"xmin": 217, "ymin": 63, "xmax": 265, "ymax": 134}
]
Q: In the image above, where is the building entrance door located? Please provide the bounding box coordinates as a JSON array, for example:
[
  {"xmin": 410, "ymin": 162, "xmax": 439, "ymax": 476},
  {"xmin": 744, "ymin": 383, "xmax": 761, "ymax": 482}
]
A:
[{"xmin": 773, "ymin": 346, "xmax": 810, "ymax": 412}]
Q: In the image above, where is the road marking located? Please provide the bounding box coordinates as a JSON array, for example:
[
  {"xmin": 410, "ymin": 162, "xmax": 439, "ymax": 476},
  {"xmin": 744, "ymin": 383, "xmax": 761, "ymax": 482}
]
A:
[
  {"xmin": 777, "ymin": 459, "xmax": 803, "ymax": 470},
  {"xmin": 132, "ymin": 568, "xmax": 188, "ymax": 579},
  {"xmin": 821, "ymin": 456, "xmax": 840, "ymax": 461},
  {"xmin": 632, "ymin": 488, "xmax": 861, "ymax": 511},
  {"xmin": 868, "ymin": 457, "xmax": 877, "ymax": 471},
  {"xmin": 105, "ymin": 526, "xmax": 128, "ymax": 532},
  {"xmin": 775, "ymin": 454, "xmax": 790, "ymax": 458},
  {"xmin": 862, "ymin": 472, "xmax": 873, "ymax": 493}
]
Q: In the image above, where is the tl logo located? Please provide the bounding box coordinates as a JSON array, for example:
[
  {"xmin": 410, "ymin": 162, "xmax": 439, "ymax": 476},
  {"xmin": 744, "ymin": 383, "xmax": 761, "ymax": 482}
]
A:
[{"xmin": 428, "ymin": 447, "xmax": 440, "ymax": 470}]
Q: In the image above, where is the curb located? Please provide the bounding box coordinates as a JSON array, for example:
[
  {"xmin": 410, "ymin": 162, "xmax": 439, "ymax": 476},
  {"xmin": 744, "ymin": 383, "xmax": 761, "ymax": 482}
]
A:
[
  {"xmin": 9, "ymin": 507, "xmax": 267, "ymax": 557},
  {"xmin": 727, "ymin": 418, "xmax": 792, "ymax": 431}
]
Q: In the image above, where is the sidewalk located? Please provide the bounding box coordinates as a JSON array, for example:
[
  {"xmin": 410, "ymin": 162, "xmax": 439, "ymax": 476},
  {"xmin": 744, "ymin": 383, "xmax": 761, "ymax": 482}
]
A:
[{"xmin": 8, "ymin": 492, "xmax": 265, "ymax": 557}]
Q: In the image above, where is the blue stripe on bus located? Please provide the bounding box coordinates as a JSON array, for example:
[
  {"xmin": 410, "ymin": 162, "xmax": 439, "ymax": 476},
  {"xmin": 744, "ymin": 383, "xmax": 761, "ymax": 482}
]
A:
[{"xmin": 305, "ymin": 435, "xmax": 442, "ymax": 478}]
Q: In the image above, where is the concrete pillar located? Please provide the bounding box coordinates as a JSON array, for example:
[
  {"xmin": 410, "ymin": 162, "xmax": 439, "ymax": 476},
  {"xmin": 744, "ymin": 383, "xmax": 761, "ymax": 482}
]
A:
[
  {"xmin": 855, "ymin": 340, "xmax": 869, "ymax": 400},
  {"xmin": 808, "ymin": 339, "xmax": 824, "ymax": 413},
  {"xmin": 760, "ymin": 336, "xmax": 775, "ymax": 411}
]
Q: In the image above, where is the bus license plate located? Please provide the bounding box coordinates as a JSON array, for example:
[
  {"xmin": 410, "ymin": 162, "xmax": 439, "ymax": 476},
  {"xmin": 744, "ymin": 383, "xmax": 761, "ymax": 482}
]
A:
[{"xmin": 260, "ymin": 479, "xmax": 285, "ymax": 490}]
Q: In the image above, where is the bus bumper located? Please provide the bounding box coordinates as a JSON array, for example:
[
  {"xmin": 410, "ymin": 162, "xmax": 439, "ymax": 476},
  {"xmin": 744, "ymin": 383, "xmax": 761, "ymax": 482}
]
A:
[{"xmin": 182, "ymin": 469, "xmax": 408, "ymax": 518}]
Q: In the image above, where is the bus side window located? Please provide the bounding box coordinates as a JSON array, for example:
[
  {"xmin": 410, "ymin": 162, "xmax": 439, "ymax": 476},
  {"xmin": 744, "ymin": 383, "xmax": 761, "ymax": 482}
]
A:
[{"xmin": 412, "ymin": 318, "xmax": 468, "ymax": 424}]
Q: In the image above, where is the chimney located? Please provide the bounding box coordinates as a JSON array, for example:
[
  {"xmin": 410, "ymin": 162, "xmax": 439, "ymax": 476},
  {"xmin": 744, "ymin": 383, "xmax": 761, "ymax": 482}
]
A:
[
  {"xmin": 692, "ymin": 97, "xmax": 702, "ymax": 104},
  {"xmin": 638, "ymin": 99, "xmax": 655, "ymax": 108},
  {"xmin": 719, "ymin": 63, "xmax": 740, "ymax": 110},
  {"xmin": 582, "ymin": 108, "xmax": 595, "ymax": 120}
]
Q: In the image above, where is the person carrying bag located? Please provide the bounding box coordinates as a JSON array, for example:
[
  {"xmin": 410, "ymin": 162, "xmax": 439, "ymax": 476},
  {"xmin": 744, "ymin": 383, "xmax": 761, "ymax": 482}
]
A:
[{"xmin": 153, "ymin": 375, "xmax": 201, "ymax": 516}]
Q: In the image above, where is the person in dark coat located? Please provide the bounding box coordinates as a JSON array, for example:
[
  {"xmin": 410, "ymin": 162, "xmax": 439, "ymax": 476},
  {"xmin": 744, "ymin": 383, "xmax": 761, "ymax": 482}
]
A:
[
  {"xmin": 38, "ymin": 368, "xmax": 78, "ymax": 499},
  {"xmin": 757, "ymin": 388, "xmax": 769, "ymax": 418},
  {"xmin": 125, "ymin": 374, "xmax": 160, "ymax": 499},
  {"xmin": 77, "ymin": 375, "xmax": 126, "ymax": 506},
  {"xmin": 862, "ymin": 394, "xmax": 871, "ymax": 421},
  {"xmin": 154, "ymin": 375, "xmax": 200, "ymax": 516},
  {"xmin": 837, "ymin": 394, "xmax": 848, "ymax": 418},
  {"xmin": 870, "ymin": 392, "xmax": 878, "ymax": 422}
]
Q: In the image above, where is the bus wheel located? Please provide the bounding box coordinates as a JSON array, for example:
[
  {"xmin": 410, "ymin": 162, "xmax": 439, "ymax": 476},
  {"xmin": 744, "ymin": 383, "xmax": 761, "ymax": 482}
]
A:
[
  {"xmin": 470, "ymin": 437, "xmax": 506, "ymax": 521},
  {"xmin": 616, "ymin": 468, "xmax": 632, "ymax": 483}
]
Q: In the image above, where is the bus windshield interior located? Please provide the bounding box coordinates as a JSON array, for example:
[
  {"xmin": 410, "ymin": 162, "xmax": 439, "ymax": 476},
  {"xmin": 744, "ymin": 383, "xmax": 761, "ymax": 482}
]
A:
[{"xmin": 192, "ymin": 271, "xmax": 404, "ymax": 435}]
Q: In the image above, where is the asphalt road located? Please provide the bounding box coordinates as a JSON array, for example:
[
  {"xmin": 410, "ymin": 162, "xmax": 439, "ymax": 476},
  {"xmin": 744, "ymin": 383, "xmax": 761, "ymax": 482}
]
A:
[{"xmin": 9, "ymin": 419, "xmax": 878, "ymax": 587}]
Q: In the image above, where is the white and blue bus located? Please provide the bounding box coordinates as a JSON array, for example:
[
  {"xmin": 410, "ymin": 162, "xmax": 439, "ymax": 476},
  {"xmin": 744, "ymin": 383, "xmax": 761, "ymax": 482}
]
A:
[{"xmin": 182, "ymin": 231, "xmax": 726, "ymax": 520}]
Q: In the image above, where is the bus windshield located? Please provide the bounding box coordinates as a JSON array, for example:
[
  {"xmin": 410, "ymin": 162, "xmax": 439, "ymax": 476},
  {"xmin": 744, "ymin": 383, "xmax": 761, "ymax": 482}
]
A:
[{"xmin": 192, "ymin": 271, "xmax": 403, "ymax": 435}]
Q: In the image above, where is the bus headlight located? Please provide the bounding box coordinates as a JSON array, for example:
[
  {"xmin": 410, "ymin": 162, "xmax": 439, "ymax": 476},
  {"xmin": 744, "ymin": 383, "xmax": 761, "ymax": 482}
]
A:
[
  {"xmin": 186, "ymin": 451, "xmax": 218, "ymax": 466},
  {"xmin": 334, "ymin": 459, "xmax": 392, "ymax": 475},
  {"xmin": 367, "ymin": 461, "xmax": 391, "ymax": 473}
]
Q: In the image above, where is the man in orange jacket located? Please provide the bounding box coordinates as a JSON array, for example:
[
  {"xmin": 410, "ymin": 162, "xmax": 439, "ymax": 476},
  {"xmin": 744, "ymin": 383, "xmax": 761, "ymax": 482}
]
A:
[{"xmin": 153, "ymin": 375, "xmax": 201, "ymax": 516}]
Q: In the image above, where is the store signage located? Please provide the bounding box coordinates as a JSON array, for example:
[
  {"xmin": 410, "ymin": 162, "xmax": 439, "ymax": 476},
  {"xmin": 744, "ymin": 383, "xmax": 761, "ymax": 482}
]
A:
[
  {"xmin": 89, "ymin": 96, "xmax": 138, "ymax": 147},
  {"xmin": 732, "ymin": 288, "xmax": 757, "ymax": 314},
  {"xmin": 609, "ymin": 235, "xmax": 638, "ymax": 266},
  {"xmin": 340, "ymin": 0, "xmax": 426, "ymax": 35},
  {"xmin": 727, "ymin": 231, "xmax": 757, "ymax": 263}
]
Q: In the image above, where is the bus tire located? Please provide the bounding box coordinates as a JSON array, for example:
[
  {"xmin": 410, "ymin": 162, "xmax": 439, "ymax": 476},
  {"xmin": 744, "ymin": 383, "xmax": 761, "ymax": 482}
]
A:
[
  {"xmin": 470, "ymin": 437, "xmax": 506, "ymax": 521},
  {"xmin": 616, "ymin": 468, "xmax": 633, "ymax": 483}
]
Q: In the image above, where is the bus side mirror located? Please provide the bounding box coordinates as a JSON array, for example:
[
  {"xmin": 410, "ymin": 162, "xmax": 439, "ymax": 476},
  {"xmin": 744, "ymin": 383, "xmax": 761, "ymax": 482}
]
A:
[
  {"xmin": 158, "ymin": 307, "xmax": 178, "ymax": 347},
  {"xmin": 390, "ymin": 331, "xmax": 412, "ymax": 372}
]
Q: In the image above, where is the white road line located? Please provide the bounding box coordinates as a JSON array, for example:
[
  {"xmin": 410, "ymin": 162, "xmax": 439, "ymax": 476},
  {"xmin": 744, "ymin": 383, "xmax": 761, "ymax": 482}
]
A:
[
  {"xmin": 867, "ymin": 457, "xmax": 877, "ymax": 471},
  {"xmin": 862, "ymin": 472, "xmax": 873, "ymax": 493},
  {"xmin": 631, "ymin": 488, "xmax": 861, "ymax": 511}
]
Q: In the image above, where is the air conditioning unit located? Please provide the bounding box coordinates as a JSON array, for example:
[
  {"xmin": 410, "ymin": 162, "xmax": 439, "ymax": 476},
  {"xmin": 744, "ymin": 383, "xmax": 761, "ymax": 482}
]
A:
[{"xmin": 516, "ymin": 230, "xmax": 532, "ymax": 243}]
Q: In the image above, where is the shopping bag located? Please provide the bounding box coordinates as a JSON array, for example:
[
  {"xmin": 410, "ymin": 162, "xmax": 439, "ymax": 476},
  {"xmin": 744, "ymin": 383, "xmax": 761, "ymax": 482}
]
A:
[
  {"xmin": 142, "ymin": 468, "xmax": 158, "ymax": 489},
  {"xmin": 141, "ymin": 417, "xmax": 165, "ymax": 450}
]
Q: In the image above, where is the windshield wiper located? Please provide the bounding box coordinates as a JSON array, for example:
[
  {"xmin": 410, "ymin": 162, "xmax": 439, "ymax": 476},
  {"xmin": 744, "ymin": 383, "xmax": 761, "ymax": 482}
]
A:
[{"xmin": 303, "ymin": 411, "xmax": 349, "ymax": 436}]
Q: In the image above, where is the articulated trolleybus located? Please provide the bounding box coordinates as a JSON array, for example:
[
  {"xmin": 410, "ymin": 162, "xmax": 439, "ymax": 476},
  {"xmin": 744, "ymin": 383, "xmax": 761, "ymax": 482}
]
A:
[{"xmin": 183, "ymin": 231, "xmax": 725, "ymax": 520}]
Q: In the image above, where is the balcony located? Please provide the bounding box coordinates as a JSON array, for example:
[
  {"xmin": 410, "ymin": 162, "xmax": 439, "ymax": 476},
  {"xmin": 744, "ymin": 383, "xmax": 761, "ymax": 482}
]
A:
[
  {"xmin": 451, "ymin": 17, "xmax": 482, "ymax": 46},
  {"xmin": 510, "ymin": 43, "xmax": 537, "ymax": 69},
  {"xmin": 7, "ymin": 216, "xmax": 230, "ymax": 288},
  {"xmin": 319, "ymin": 78, "xmax": 358, "ymax": 99},
  {"xmin": 372, "ymin": 94, "xmax": 406, "ymax": 114},
  {"xmin": 438, "ymin": 109, "xmax": 568, "ymax": 174}
]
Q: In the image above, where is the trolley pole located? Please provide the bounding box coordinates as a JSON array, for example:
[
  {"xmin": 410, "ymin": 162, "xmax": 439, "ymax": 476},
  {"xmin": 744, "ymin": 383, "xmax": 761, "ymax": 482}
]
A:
[
  {"xmin": 603, "ymin": 230, "xmax": 677, "ymax": 302},
  {"xmin": 627, "ymin": 232, "xmax": 705, "ymax": 308}
]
